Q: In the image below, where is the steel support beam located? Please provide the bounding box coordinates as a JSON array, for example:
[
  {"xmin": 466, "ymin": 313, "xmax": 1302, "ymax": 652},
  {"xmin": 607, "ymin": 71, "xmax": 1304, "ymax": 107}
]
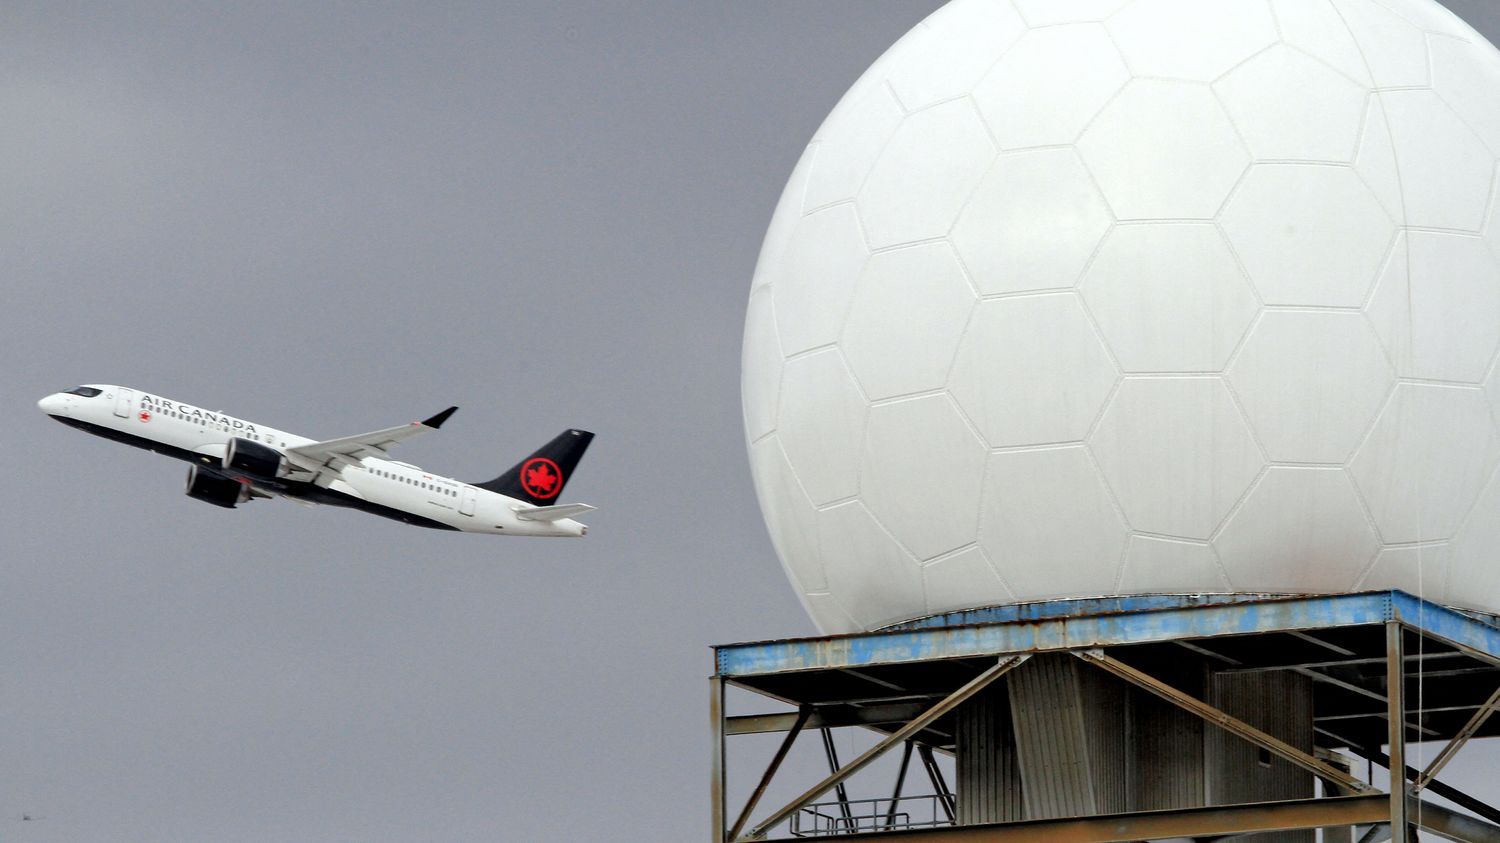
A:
[
  {"xmin": 782, "ymin": 794, "xmax": 1391, "ymax": 842},
  {"xmin": 711, "ymin": 675, "xmax": 727, "ymax": 843},
  {"xmin": 1343, "ymin": 746, "xmax": 1500, "ymax": 829},
  {"xmin": 819, "ymin": 728, "xmax": 854, "ymax": 830},
  {"xmin": 1417, "ymin": 799, "xmax": 1500, "ymax": 843},
  {"xmin": 1414, "ymin": 682, "xmax": 1500, "ymax": 792},
  {"xmin": 884, "ymin": 741, "xmax": 913, "ymax": 830},
  {"xmin": 756, "ymin": 794, "xmax": 1500, "ymax": 843},
  {"xmin": 725, "ymin": 702, "xmax": 929, "ymax": 736},
  {"xmin": 744, "ymin": 655, "xmax": 1028, "ymax": 839},
  {"xmin": 1386, "ymin": 622, "xmax": 1407, "ymax": 839},
  {"xmin": 727, "ymin": 708, "xmax": 810, "ymax": 842},
  {"xmin": 919, "ymin": 743, "xmax": 955, "ymax": 823},
  {"xmin": 1073, "ymin": 649, "xmax": 1373, "ymax": 794}
]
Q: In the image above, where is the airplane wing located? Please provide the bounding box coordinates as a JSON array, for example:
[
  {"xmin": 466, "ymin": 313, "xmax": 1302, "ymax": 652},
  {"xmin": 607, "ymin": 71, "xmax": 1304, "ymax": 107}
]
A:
[
  {"xmin": 513, "ymin": 502, "xmax": 595, "ymax": 522},
  {"xmin": 284, "ymin": 406, "xmax": 457, "ymax": 478}
]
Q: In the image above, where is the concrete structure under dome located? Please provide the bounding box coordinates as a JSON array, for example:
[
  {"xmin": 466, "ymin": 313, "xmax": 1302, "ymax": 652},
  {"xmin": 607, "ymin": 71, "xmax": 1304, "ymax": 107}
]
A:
[
  {"xmin": 743, "ymin": 0, "xmax": 1500, "ymax": 633},
  {"xmin": 710, "ymin": 591, "xmax": 1500, "ymax": 841}
]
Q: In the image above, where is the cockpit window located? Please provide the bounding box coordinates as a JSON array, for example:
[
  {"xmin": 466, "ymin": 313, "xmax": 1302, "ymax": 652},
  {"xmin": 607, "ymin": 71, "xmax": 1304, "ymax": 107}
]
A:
[{"xmin": 64, "ymin": 386, "xmax": 102, "ymax": 397}]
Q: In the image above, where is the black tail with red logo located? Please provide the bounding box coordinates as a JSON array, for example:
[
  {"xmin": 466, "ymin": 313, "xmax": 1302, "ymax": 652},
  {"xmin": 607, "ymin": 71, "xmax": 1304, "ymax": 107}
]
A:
[{"xmin": 475, "ymin": 429, "xmax": 594, "ymax": 504}]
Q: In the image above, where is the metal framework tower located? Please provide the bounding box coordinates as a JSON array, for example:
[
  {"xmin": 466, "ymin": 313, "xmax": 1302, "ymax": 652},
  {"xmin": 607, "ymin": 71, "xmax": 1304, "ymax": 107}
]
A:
[{"xmin": 710, "ymin": 591, "xmax": 1500, "ymax": 841}]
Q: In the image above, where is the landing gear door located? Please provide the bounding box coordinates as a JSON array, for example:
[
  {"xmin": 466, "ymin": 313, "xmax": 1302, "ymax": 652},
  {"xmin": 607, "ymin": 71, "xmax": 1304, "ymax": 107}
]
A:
[
  {"xmin": 459, "ymin": 487, "xmax": 477, "ymax": 517},
  {"xmin": 113, "ymin": 388, "xmax": 134, "ymax": 419}
]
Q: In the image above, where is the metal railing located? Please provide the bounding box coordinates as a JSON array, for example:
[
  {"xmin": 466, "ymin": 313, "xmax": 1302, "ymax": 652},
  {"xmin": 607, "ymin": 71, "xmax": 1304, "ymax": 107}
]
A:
[{"xmin": 790, "ymin": 795, "xmax": 953, "ymax": 836}]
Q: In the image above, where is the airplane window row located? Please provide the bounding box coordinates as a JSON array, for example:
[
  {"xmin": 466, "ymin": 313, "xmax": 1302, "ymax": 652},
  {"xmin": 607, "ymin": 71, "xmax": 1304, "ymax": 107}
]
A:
[
  {"xmin": 371, "ymin": 469, "xmax": 458, "ymax": 497},
  {"xmin": 146, "ymin": 408, "xmax": 286, "ymax": 447}
]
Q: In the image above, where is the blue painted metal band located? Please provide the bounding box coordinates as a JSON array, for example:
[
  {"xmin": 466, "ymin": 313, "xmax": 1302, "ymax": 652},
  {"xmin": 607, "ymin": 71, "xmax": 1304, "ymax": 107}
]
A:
[
  {"xmin": 1389, "ymin": 591, "xmax": 1500, "ymax": 660},
  {"xmin": 714, "ymin": 591, "xmax": 1499, "ymax": 677}
]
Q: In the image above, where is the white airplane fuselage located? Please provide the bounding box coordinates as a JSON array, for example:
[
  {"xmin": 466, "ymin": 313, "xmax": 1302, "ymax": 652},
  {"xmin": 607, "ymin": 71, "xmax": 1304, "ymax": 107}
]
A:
[{"xmin": 38, "ymin": 385, "xmax": 589, "ymax": 537}]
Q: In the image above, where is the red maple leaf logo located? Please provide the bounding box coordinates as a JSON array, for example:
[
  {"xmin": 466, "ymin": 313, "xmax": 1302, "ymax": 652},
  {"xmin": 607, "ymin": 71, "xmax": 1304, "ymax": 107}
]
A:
[
  {"xmin": 526, "ymin": 463, "xmax": 556, "ymax": 492},
  {"xmin": 138, "ymin": 410, "xmax": 152, "ymax": 422},
  {"xmin": 520, "ymin": 458, "xmax": 562, "ymax": 499}
]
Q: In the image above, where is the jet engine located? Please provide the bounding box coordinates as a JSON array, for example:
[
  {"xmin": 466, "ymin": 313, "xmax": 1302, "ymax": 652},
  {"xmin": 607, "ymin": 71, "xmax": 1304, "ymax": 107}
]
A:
[
  {"xmin": 224, "ymin": 437, "xmax": 285, "ymax": 478},
  {"xmin": 185, "ymin": 465, "xmax": 251, "ymax": 508}
]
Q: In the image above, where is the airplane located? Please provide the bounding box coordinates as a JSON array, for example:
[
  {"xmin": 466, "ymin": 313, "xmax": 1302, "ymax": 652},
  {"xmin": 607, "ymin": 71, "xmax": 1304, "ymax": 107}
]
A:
[{"xmin": 37, "ymin": 385, "xmax": 595, "ymax": 537}]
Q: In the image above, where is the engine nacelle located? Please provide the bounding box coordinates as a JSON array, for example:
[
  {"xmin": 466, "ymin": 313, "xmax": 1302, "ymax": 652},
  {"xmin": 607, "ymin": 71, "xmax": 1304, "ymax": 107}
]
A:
[
  {"xmin": 224, "ymin": 437, "xmax": 285, "ymax": 479},
  {"xmin": 185, "ymin": 464, "xmax": 250, "ymax": 508}
]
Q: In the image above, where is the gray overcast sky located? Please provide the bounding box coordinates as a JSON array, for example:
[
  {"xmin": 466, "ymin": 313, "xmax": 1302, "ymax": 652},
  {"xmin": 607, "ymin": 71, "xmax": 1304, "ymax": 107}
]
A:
[{"xmin": 5, "ymin": 2, "xmax": 1500, "ymax": 841}]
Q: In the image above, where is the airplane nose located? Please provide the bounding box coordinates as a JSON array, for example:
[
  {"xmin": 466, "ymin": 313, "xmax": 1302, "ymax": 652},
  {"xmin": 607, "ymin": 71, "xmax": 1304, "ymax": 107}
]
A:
[{"xmin": 37, "ymin": 394, "xmax": 65, "ymax": 416}]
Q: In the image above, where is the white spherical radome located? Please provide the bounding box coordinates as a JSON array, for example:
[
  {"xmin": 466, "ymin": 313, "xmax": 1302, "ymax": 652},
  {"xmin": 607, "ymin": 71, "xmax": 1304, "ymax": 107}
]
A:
[{"xmin": 743, "ymin": 0, "xmax": 1500, "ymax": 634}]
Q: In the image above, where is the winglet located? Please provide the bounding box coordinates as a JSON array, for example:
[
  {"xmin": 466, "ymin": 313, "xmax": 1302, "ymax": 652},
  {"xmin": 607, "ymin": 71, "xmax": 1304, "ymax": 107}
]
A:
[{"xmin": 422, "ymin": 406, "xmax": 459, "ymax": 429}]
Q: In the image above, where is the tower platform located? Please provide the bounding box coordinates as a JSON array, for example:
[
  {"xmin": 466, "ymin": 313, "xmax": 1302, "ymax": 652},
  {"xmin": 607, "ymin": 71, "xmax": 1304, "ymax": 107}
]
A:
[{"xmin": 711, "ymin": 591, "xmax": 1500, "ymax": 841}]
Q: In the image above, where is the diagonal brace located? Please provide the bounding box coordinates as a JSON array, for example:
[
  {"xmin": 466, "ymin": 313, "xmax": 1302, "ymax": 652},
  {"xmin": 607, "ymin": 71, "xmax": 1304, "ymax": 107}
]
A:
[
  {"xmin": 1074, "ymin": 649, "xmax": 1375, "ymax": 795},
  {"xmin": 743, "ymin": 654, "xmax": 1029, "ymax": 839},
  {"xmin": 1414, "ymin": 682, "xmax": 1500, "ymax": 792},
  {"xmin": 727, "ymin": 707, "xmax": 810, "ymax": 841}
]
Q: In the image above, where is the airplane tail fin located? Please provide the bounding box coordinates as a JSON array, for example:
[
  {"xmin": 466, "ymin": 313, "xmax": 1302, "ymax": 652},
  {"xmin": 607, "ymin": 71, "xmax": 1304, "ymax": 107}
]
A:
[{"xmin": 474, "ymin": 429, "xmax": 594, "ymax": 505}]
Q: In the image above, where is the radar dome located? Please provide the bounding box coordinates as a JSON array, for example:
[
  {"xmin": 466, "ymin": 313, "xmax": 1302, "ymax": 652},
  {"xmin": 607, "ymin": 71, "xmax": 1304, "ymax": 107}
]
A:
[{"xmin": 743, "ymin": 0, "xmax": 1500, "ymax": 633}]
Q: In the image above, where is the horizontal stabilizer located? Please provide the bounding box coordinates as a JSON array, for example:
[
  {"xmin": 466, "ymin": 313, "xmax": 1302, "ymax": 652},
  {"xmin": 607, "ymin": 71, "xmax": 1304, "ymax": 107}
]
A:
[{"xmin": 513, "ymin": 502, "xmax": 595, "ymax": 522}]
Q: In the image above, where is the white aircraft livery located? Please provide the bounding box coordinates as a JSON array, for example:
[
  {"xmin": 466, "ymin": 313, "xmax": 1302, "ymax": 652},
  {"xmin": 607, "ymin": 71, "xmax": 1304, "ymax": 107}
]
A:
[{"xmin": 38, "ymin": 385, "xmax": 595, "ymax": 537}]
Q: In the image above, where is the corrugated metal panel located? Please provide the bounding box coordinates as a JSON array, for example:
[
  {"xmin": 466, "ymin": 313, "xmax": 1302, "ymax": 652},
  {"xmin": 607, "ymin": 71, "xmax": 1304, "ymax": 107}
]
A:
[
  {"xmin": 1005, "ymin": 655, "xmax": 1129, "ymax": 820},
  {"xmin": 1080, "ymin": 662, "xmax": 1128, "ymax": 815},
  {"xmin": 1128, "ymin": 684, "xmax": 1206, "ymax": 810},
  {"xmin": 1208, "ymin": 671, "xmax": 1315, "ymax": 843},
  {"xmin": 1128, "ymin": 661, "xmax": 1207, "ymax": 811},
  {"xmin": 955, "ymin": 683, "xmax": 1022, "ymax": 825}
]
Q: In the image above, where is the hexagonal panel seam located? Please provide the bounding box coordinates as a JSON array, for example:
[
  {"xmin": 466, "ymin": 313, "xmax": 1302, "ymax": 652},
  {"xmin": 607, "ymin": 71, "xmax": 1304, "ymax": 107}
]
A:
[
  {"xmin": 857, "ymin": 489, "xmax": 959, "ymax": 571},
  {"xmin": 1117, "ymin": 533, "xmax": 1234, "ymax": 592},
  {"xmin": 1206, "ymin": 39, "xmax": 1281, "ymax": 87},
  {"xmin": 1360, "ymin": 240, "xmax": 1408, "ymax": 370},
  {"xmin": 761, "ymin": 432, "xmax": 823, "ymax": 514},
  {"xmin": 1484, "ymin": 178, "xmax": 1500, "ymax": 259},
  {"xmin": 1076, "ymin": 433, "xmax": 1145, "ymax": 536},
  {"xmin": 866, "ymin": 236, "xmax": 955, "ymax": 256},
  {"xmin": 799, "ymin": 197, "xmax": 869, "ymax": 238},
  {"xmin": 1327, "ymin": 0, "xmax": 1434, "ymax": 90},
  {"xmin": 1429, "ymin": 403, "xmax": 1500, "ymax": 547},
  {"xmin": 986, "ymin": 440, "xmax": 1093, "ymax": 455},
  {"xmin": 801, "ymin": 591, "xmax": 862, "ymax": 633},
  {"xmin": 936, "ymin": 290, "xmax": 982, "ymax": 379},
  {"xmin": 1079, "ymin": 374, "xmax": 1127, "ymax": 446},
  {"xmin": 934, "ymin": 386, "xmax": 993, "ymax": 464},
  {"xmin": 1351, "ymin": 539, "xmax": 1449, "ymax": 592},
  {"xmin": 1399, "ymin": 375, "xmax": 1494, "ymax": 389},
  {"xmin": 1068, "ymin": 283, "xmax": 1129, "ymax": 376},
  {"xmin": 1105, "ymin": 534, "xmax": 1132, "ymax": 595},
  {"xmin": 867, "ymin": 388, "xmax": 952, "ymax": 409},
  {"xmin": 1079, "ymin": 441, "xmax": 1136, "ymax": 591},
  {"xmin": 783, "ymin": 342, "xmax": 841, "ymax": 366},
  {"xmin": 745, "ymin": 288, "xmax": 786, "ymax": 439},
  {"xmin": 921, "ymin": 542, "xmax": 1019, "ymax": 604},
  {"xmin": 1431, "ymin": 74, "xmax": 1500, "ymax": 163},
  {"xmin": 1064, "ymin": 76, "xmax": 1137, "ymax": 178},
  {"xmin": 1212, "ymin": 375, "xmax": 1275, "ymax": 495},
  {"xmin": 1221, "ymin": 307, "xmax": 1390, "ymax": 382},
  {"xmin": 1340, "ymin": 90, "xmax": 1378, "ymax": 164},
  {"xmin": 880, "ymin": 77, "xmax": 912, "ymax": 117},
  {"xmin": 1277, "ymin": 40, "xmax": 1381, "ymax": 93},
  {"xmin": 748, "ymin": 428, "xmax": 777, "ymax": 448},
  {"xmin": 1485, "ymin": 352, "xmax": 1500, "ymax": 426},
  {"xmin": 945, "ymin": 233, "xmax": 990, "ymax": 300},
  {"xmin": 931, "ymin": 103, "xmax": 1006, "ymax": 240},
  {"xmin": 1341, "ymin": 393, "xmax": 1408, "ymax": 546},
  {"xmin": 779, "ymin": 140, "xmax": 821, "ymax": 235},
  {"xmin": 1339, "ymin": 541, "xmax": 1388, "ymax": 594},
  {"xmin": 1203, "ymin": 461, "xmax": 1275, "ymax": 545}
]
